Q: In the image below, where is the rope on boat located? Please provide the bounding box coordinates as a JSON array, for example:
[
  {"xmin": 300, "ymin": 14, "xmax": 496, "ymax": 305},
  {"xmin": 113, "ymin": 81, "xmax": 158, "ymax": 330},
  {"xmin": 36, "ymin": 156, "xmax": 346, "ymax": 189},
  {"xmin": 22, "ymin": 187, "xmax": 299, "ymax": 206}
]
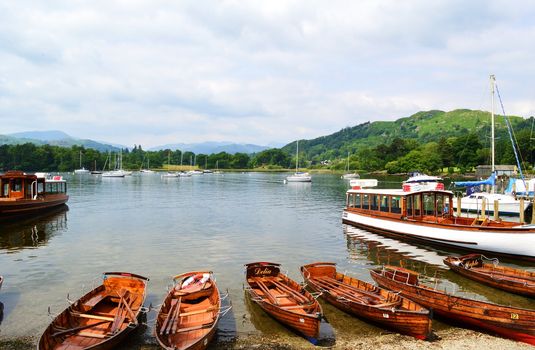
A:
[{"xmin": 480, "ymin": 254, "xmax": 499, "ymax": 266}]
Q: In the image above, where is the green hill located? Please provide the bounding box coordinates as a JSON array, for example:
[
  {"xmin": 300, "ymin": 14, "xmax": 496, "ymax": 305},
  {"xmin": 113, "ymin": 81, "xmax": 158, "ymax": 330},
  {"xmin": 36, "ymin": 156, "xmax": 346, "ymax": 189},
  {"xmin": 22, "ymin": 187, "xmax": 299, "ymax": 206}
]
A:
[{"xmin": 282, "ymin": 109, "xmax": 528, "ymax": 161}]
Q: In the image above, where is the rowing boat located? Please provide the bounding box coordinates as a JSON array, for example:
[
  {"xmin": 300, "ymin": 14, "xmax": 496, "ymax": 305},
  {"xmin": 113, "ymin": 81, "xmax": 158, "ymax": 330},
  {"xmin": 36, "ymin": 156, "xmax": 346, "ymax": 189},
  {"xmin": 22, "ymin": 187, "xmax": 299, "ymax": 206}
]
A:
[
  {"xmin": 155, "ymin": 271, "xmax": 221, "ymax": 350},
  {"xmin": 370, "ymin": 266, "xmax": 535, "ymax": 345},
  {"xmin": 444, "ymin": 254, "xmax": 535, "ymax": 298},
  {"xmin": 300, "ymin": 262, "xmax": 432, "ymax": 339},
  {"xmin": 38, "ymin": 272, "xmax": 149, "ymax": 350},
  {"xmin": 244, "ymin": 262, "xmax": 322, "ymax": 342}
]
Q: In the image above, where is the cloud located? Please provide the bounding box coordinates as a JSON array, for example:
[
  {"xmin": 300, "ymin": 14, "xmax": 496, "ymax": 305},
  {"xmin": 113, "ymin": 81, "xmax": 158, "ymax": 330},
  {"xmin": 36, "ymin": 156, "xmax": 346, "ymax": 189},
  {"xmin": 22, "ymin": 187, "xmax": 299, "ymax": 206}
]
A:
[{"xmin": 1, "ymin": 1, "xmax": 535, "ymax": 148}]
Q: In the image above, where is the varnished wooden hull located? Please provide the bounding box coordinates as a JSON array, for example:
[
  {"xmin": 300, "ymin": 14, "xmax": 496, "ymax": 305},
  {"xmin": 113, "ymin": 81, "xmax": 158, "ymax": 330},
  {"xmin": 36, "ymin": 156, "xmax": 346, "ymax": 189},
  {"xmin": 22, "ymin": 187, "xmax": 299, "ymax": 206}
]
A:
[
  {"xmin": 301, "ymin": 262, "xmax": 432, "ymax": 339},
  {"xmin": 38, "ymin": 272, "xmax": 148, "ymax": 350},
  {"xmin": 371, "ymin": 266, "xmax": 535, "ymax": 345},
  {"xmin": 155, "ymin": 271, "xmax": 221, "ymax": 350},
  {"xmin": 444, "ymin": 255, "xmax": 535, "ymax": 298},
  {"xmin": 0, "ymin": 194, "xmax": 68, "ymax": 220},
  {"xmin": 245, "ymin": 262, "xmax": 322, "ymax": 341}
]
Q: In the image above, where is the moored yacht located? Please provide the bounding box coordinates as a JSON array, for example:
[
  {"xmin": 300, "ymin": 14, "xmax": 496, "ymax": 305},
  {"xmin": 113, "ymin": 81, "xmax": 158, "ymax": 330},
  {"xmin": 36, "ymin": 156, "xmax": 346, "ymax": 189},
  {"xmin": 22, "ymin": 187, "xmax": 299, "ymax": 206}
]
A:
[
  {"xmin": 286, "ymin": 140, "xmax": 312, "ymax": 183},
  {"xmin": 342, "ymin": 180, "xmax": 535, "ymax": 261}
]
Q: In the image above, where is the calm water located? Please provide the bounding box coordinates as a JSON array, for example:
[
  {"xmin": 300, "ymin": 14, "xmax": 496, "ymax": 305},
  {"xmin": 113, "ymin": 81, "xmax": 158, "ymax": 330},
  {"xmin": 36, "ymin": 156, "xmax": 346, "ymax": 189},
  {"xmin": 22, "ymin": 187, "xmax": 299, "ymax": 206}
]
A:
[{"xmin": 0, "ymin": 172, "xmax": 534, "ymax": 348}]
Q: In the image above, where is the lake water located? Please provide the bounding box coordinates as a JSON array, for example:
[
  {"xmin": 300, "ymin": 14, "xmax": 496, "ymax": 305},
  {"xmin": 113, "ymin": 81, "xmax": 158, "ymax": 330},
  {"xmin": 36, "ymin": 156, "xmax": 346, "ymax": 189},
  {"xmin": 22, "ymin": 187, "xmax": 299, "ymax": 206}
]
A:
[{"xmin": 0, "ymin": 172, "xmax": 534, "ymax": 348}]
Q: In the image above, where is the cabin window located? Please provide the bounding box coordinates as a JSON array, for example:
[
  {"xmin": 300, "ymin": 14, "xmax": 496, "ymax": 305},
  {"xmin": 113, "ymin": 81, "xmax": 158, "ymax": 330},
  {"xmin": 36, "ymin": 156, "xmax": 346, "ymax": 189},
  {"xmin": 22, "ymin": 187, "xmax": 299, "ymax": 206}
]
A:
[
  {"xmin": 25, "ymin": 183, "xmax": 33, "ymax": 198},
  {"xmin": 423, "ymin": 193, "xmax": 435, "ymax": 215},
  {"xmin": 362, "ymin": 194, "xmax": 369, "ymax": 209},
  {"xmin": 12, "ymin": 179, "xmax": 22, "ymax": 192},
  {"xmin": 2, "ymin": 183, "xmax": 8, "ymax": 197},
  {"xmin": 436, "ymin": 195, "xmax": 445, "ymax": 215},
  {"xmin": 355, "ymin": 194, "xmax": 361, "ymax": 208},
  {"xmin": 371, "ymin": 195, "xmax": 379, "ymax": 211},
  {"xmin": 348, "ymin": 193, "xmax": 355, "ymax": 208},
  {"xmin": 391, "ymin": 196, "xmax": 401, "ymax": 214},
  {"xmin": 414, "ymin": 195, "xmax": 421, "ymax": 216},
  {"xmin": 406, "ymin": 196, "xmax": 413, "ymax": 216},
  {"xmin": 37, "ymin": 182, "xmax": 45, "ymax": 194},
  {"xmin": 380, "ymin": 195, "xmax": 389, "ymax": 212}
]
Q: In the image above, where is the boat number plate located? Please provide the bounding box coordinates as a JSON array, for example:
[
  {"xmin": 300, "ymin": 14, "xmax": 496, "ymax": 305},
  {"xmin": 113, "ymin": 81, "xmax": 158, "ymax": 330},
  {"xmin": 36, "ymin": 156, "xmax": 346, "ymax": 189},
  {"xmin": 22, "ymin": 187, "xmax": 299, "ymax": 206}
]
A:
[
  {"xmin": 382, "ymin": 313, "xmax": 389, "ymax": 318},
  {"xmin": 299, "ymin": 318, "xmax": 305, "ymax": 323},
  {"xmin": 343, "ymin": 213, "xmax": 348, "ymax": 218},
  {"xmin": 511, "ymin": 313, "xmax": 519, "ymax": 320}
]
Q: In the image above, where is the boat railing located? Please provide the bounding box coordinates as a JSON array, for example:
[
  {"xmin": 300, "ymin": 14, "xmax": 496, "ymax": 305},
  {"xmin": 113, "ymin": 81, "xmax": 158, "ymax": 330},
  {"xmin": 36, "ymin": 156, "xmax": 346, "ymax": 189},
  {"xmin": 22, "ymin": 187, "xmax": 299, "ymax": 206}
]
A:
[{"xmin": 31, "ymin": 180, "xmax": 37, "ymax": 199}]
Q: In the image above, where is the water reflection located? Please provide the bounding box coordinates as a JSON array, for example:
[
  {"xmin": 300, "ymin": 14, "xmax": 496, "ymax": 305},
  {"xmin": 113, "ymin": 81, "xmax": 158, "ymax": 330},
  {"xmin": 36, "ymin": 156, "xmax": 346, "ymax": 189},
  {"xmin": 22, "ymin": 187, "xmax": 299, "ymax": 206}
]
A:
[
  {"xmin": 0, "ymin": 205, "xmax": 68, "ymax": 252},
  {"xmin": 344, "ymin": 225, "xmax": 448, "ymax": 267}
]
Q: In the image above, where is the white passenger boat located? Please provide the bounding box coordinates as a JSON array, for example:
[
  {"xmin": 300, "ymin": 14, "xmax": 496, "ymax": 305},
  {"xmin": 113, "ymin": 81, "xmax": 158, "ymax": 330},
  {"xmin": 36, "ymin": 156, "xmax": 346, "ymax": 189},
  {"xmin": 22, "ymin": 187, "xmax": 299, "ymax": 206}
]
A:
[{"xmin": 342, "ymin": 180, "xmax": 535, "ymax": 261}]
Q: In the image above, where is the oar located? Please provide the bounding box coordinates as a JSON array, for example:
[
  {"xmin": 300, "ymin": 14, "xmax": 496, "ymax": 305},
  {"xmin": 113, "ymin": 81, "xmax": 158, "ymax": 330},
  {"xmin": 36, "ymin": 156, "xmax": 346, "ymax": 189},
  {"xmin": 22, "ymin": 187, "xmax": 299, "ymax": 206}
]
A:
[{"xmin": 51, "ymin": 320, "xmax": 109, "ymax": 338}]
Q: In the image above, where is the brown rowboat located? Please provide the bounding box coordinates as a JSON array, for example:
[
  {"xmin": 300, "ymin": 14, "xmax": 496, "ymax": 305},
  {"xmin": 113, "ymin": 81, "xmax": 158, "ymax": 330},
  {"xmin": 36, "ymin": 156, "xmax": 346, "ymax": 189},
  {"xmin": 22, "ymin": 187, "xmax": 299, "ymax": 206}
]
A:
[
  {"xmin": 300, "ymin": 262, "xmax": 432, "ymax": 339},
  {"xmin": 444, "ymin": 254, "xmax": 535, "ymax": 298},
  {"xmin": 155, "ymin": 271, "xmax": 222, "ymax": 350},
  {"xmin": 244, "ymin": 262, "xmax": 322, "ymax": 342},
  {"xmin": 370, "ymin": 266, "xmax": 535, "ymax": 345},
  {"xmin": 38, "ymin": 272, "xmax": 149, "ymax": 350}
]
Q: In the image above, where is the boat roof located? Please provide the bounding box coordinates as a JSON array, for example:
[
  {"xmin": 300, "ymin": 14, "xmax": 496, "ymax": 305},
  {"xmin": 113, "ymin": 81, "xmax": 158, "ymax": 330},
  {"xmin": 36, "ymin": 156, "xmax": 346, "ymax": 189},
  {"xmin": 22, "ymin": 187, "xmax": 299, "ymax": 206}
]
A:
[
  {"xmin": 347, "ymin": 188, "xmax": 453, "ymax": 196},
  {"xmin": 404, "ymin": 174, "xmax": 443, "ymax": 183}
]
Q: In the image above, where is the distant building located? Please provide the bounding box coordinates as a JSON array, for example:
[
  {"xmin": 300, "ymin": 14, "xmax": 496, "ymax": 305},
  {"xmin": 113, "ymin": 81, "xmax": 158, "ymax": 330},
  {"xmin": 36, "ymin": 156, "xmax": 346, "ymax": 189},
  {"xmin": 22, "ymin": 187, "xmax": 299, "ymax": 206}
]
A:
[{"xmin": 476, "ymin": 165, "xmax": 517, "ymax": 178}]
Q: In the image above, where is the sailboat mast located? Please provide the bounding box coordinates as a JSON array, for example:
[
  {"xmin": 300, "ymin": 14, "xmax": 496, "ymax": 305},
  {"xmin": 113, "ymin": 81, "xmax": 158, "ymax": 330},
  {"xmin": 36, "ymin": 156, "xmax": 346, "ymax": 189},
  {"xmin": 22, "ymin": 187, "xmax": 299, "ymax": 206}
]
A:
[
  {"xmin": 490, "ymin": 74, "xmax": 496, "ymax": 194},
  {"xmin": 296, "ymin": 140, "xmax": 299, "ymax": 172},
  {"xmin": 490, "ymin": 74, "xmax": 495, "ymax": 174}
]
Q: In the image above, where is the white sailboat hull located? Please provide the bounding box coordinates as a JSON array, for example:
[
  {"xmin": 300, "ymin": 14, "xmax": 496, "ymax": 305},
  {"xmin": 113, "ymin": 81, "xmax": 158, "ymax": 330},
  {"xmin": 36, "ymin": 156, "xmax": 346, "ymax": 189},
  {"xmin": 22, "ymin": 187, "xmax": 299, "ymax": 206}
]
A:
[
  {"xmin": 286, "ymin": 173, "xmax": 312, "ymax": 182},
  {"xmin": 452, "ymin": 193, "xmax": 521, "ymax": 216},
  {"xmin": 342, "ymin": 210, "xmax": 535, "ymax": 259}
]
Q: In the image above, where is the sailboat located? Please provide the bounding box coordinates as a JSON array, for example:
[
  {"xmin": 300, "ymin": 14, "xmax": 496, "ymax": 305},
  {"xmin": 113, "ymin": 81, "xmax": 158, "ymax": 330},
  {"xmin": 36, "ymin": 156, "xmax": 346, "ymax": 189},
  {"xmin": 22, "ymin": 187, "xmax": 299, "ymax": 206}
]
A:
[
  {"xmin": 139, "ymin": 155, "xmax": 154, "ymax": 173},
  {"xmin": 452, "ymin": 75, "xmax": 522, "ymax": 216},
  {"xmin": 102, "ymin": 152, "xmax": 126, "ymax": 177},
  {"xmin": 161, "ymin": 151, "xmax": 178, "ymax": 178},
  {"xmin": 74, "ymin": 151, "xmax": 90, "ymax": 174},
  {"xmin": 90, "ymin": 159, "xmax": 102, "ymax": 175},
  {"xmin": 214, "ymin": 160, "xmax": 223, "ymax": 174},
  {"xmin": 341, "ymin": 152, "xmax": 360, "ymax": 179},
  {"xmin": 286, "ymin": 140, "xmax": 312, "ymax": 182}
]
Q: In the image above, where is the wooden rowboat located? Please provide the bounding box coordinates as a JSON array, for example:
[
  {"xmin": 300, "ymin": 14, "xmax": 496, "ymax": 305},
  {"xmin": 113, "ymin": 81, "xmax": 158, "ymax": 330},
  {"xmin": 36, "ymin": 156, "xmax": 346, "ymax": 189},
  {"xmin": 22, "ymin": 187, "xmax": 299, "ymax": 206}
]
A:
[
  {"xmin": 300, "ymin": 262, "xmax": 432, "ymax": 339},
  {"xmin": 370, "ymin": 266, "xmax": 535, "ymax": 345},
  {"xmin": 155, "ymin": 271, "xmax": 221, "ymax": 350},
  {"xmin": 244, "ymin": 262, "xmax": 322, "ymax": 342},
  {"xmin": 38, "ymin": 272, "xmax": 149, "ymax": 350},
  {"xmin": 444, "ymin": 254, "xmax": 535, "ymax": 298}
]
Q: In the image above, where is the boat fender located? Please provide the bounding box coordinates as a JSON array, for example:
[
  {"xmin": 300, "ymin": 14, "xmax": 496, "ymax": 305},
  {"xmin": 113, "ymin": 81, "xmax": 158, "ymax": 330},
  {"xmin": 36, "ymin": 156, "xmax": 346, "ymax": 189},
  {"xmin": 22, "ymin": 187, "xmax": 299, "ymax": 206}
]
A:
[{"xmin": 182, "ymin": 273, "xmax": 210, "ymax": 289}]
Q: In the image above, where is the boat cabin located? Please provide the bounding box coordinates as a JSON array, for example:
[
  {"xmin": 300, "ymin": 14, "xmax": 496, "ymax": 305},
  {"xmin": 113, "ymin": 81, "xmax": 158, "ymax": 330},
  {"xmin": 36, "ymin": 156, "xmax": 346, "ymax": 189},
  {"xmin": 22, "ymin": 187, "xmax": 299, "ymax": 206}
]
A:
[
  {"xmin": 0, "ymin": 171, "xmax": 67, "ymax": 201},
  {"xmin": 346, "ymin": 188, "xmax": 454, "ymax": 222}
]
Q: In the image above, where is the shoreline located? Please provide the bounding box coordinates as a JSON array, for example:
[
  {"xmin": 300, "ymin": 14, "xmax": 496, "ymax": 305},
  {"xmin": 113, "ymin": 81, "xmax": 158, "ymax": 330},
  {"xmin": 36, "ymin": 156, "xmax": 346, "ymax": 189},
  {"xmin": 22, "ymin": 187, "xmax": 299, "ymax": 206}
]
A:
[{"xmin": 3, "ymin": 327, "xmax": 532, "ymax": 350}]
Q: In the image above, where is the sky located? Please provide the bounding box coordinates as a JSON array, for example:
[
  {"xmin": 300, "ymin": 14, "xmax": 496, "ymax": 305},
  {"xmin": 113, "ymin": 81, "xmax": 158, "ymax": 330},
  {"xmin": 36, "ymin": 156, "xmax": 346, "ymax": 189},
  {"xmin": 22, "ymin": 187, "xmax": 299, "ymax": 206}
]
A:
[{"xmin": 1, "ymin": 1, "xmax": 535, "ymax": 148}]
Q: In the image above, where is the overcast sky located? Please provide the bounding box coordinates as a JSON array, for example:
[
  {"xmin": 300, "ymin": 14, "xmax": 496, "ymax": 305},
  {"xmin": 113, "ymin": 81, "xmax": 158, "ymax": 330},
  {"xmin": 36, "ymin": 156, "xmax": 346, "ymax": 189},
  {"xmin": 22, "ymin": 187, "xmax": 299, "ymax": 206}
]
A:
[{"xmin": 1, "ymin": 1, "xmax": 534, "ymax": 148}]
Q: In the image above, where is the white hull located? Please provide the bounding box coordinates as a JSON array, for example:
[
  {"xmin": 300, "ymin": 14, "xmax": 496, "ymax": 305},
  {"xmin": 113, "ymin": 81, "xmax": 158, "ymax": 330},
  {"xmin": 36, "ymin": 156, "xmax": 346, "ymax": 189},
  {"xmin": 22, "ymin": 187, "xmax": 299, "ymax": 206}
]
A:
[
  {"xmin": 452, "ymin": 193, "xmax": 521, "ymax": 216},
  {"xmin": 341, "ymin": 173, "xmax": 360, "ymax": 179},
  {"xmin": 161, "ymin": 172, "xmax": 178, "ymax": 178},
  {"xmin": 74, "ymin": 169, "xmax": 90, "ymax": 174},
  {"xmin": 286, "ymin": 175, "xmax": 312, "ymax": 182},
  {"xmin": 342, "ymin": 210, "xmax": 535, "ymax": 259},
  {"xmin": 102, "ymin": 171, "xmax": 126, "ymax": 178}
]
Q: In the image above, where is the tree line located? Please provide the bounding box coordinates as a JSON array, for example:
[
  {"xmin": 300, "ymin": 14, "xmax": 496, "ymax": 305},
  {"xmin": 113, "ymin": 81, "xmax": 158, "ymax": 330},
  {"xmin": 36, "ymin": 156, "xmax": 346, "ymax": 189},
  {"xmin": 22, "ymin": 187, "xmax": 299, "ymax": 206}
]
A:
[
  {"xmin": 0, "ymin": 144, "xmax": 254, "ymax": 172},
  {"xmin": 1, "ymin": 127, "xmax": 534, "ymax": 174}
]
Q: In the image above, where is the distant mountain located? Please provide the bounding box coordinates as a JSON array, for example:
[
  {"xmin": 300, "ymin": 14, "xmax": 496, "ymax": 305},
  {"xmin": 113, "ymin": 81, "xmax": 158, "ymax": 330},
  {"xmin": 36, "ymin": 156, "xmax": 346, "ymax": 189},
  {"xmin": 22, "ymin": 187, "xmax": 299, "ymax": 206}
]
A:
[
  {"xmin": 2, "ymin": 130, "xmax": 121, "ymax": 152},
  {"xmin": 149, "ymin": 141, "xmax": 270, "ymax": 155},
  {"xmin": 9, "ymin": 130, "xmax": 73, "ymax": 141}
]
